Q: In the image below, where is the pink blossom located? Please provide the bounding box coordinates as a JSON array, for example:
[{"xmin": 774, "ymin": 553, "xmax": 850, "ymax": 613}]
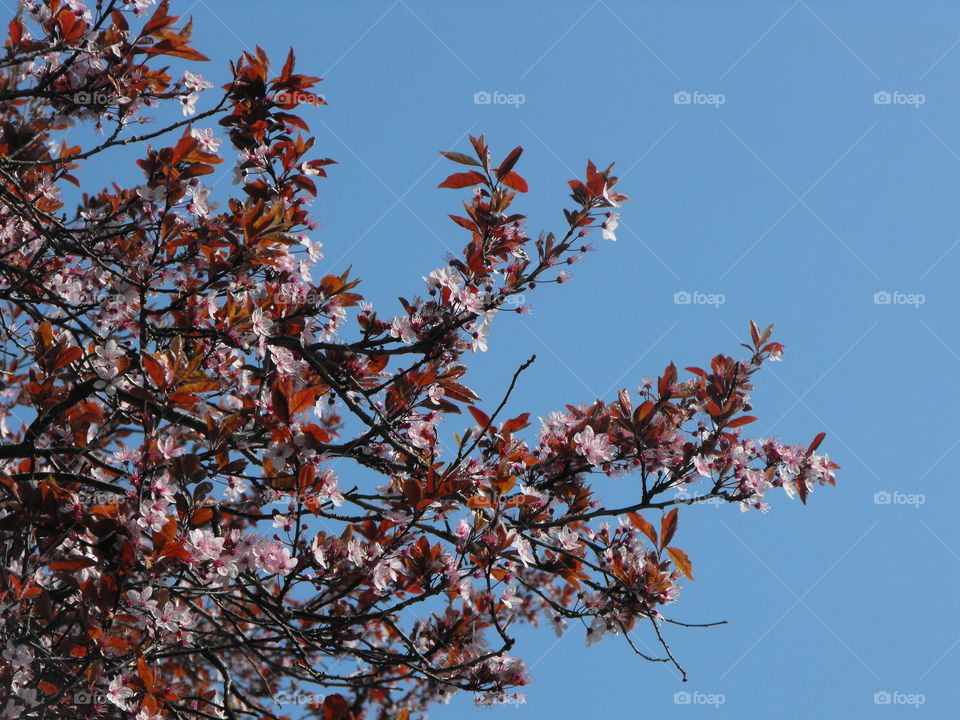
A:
[
  {"xmin": 251, "ymin": 307, "xmax": 273, "ymax": 337},
  {"xmin": 346, "ymin": 537, "xmax": 365, "ymax": 565},
  {"xmin": 553, "ymin": 526, "xmax": 580, "ymax": 552},
  {"xmin": 390, "ymin": 315, "xmax": 416, "ymax": 343},
  {"xmin": 255, "ymin": 540, "xmax": 297, "ymax": 576},
  {"xmin": 126, "ymin": 587, "xmax": 158, "ymax": 614},
  {"xmin": 182, "ymin": 71, "xmax": 213, "ymax": 93},
  {"xmin": 510, "ymin": 533, "xmax": 534, "ymax": 566},
  {"xmin": 137, "ymin": 501, "xmax": 168, "ymax": 533},
  {"xmin": 179, "ymin": 93, "xmax": 199, "ymax": 116},
  {"xmin": 106, "ymin": 676, "xmax": 135, "ymax": 711},
  {"xmin": 152, "ymin": 602, "xmax": 195, "ymax": 632},
  {"xmin": 372, "ymin": 556, "xmax": 403, "ymax": 594},
  {"xmin": 273, "ymin": 513, "xmax": 294, "ymax": 532},
  {"xmin": 223, "ymin": 476, "xmax": 247, "ymax": 501},
  {"xmin": 187, "ymin": 528, "xmax": 224, "ymax": 562},
  {"xmin": 601, "ymin": 212, "xmax": 620, "ymax": 242},
  {"xmin": 572, "ymin": 425, "xmax": 614, "ymax": 465},
  {"xmin": 156, "ymin": 436, "xmax": 183, "ymax": 459},
  {"xmin": 94, "ymin": 339, "xmax": 124, "ymax": 379},
  {"xmin": 693, "ymin": 454, "xmax": 713, "ymax": 477},
  {"xmin": 311, "ymin": 536, "xmax": 328, "ymax": 568},
  {"xmin": 189, "ymin": 127, "xmax": 221, "ymax": 152}
]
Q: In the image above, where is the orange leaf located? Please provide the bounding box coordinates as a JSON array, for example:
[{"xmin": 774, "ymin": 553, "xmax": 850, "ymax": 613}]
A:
[
  {"xmin": 290, "ymin": 387, "xmax": 319, "ymax": 415},
  {"xmin": 140, "ymin": 356, "xmax": 165, "ymax": 389},
  {"xmin": 627, "ymin": 512, "xmax": 658, "ymax": 547},
  {"xmin": 138, "ymin": 656, "xmax": 155, "ymax": 691},
  {"xmin": 55, "ymin": 346, "xmax": 83, "ymax": 369},
  {"xmin": 502, "ymin": 413, "xmax": 530, "ymax": 433},
  {"xmin": 153, "ymin": 516, "xmax": 177, "ymax": 552},
  {"xmin": 666, "ymin": 546, "xmax": 695, "ymax": 580}
]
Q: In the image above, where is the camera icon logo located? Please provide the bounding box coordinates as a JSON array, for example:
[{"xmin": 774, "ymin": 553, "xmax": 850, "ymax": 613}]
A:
[
  {"xmin": 873, "ymin": 290, "xmax": 891, "ymax": 305},
  {"xmin": 874, "ymin": 91, "xmax": 892, "ymax": 105},
  {"xmin": 674, "ymin": 691, "xmax": 691, "ymax": 704},
  {"xmin": 673, "ymin": 91, "xmax": 692, "ymax": 105},
  {"xmin": 73, "ymin": 691, "xmax": 93, "ymax": 704},
  {"xmin": 874, "ymin": 491, "xmax": 892, "ymax": 505},
  {"xmin": 473, "ymin": 91, "xmax": 492, "ymax": 105},
  {"xmin": 674, "ymin": 290, "xmax": 692, "ymax": 305},
  {"xmin": 874, "ymin": 691, "xmax": 892, "ymax": 704}
]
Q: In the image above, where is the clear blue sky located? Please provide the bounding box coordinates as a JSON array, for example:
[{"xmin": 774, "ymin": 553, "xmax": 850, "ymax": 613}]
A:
[{"xmin": 86, "ymin": 1, "xmax": 960, "ymax": 717}]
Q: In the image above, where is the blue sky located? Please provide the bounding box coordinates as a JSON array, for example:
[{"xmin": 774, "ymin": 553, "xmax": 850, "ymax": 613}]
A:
[{"xmin": 75, "ymin": 1, "xmax": 960, "ymax": 717}]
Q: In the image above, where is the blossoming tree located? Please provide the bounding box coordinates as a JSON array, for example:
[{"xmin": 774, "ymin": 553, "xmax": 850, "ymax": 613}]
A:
[{"xmin": 0, "ymin": 2, "xmax": 838, "ymax": 719}]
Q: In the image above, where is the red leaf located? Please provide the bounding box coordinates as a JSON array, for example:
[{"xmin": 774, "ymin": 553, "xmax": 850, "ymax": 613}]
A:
[
  {"xmin": 438, "ymin": 171, "xmax": 486, "ymax": 189},
  {"xmin": 468, "ymin": 406, "xmax": 490, "ymax": 428},
  {"xmin": 272, "ymin": 384, "xmax": 290, "ymax": 425},
  {"xmin": 660, "ymin": 508, "xmax": 678, "ymax": 548},
  {"xmin": 502, "ymin": 413, "xmax": 530, "ymax": 433},
  {"xmin": 440, "ymin": 151, "xmax": 481, "ymax": 167},
  {"xmin": 496, "ymin": 146, "xmax": 523, "ymax": 179},
  {"xmin": 403, "ymin": 478, "xmax": 423, "ymax": 508},
  {"xmin": 500, "ymin": 171, "xmax": 528, "ymax": 192},
  {"xmin": 725, "ymin": 415, "xmax": 757, "ymax": 429},
  {"xmin": 448, "ymin": 215, "xmax": 478, "ymax": 232},
  {"xmin": 142, "ymin": 0, "xmax": 173, "ymax": 35},
  {"xmin": 658, "ymin": 362, "xmax": 677, "ymax": 398},
  {"xmin": 50, "ymin": 558, "xmax": 97, "ymax": 571},
  {"xmin": 807, "ymin": 431, "xmax": 826, "ymax": 455}
]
